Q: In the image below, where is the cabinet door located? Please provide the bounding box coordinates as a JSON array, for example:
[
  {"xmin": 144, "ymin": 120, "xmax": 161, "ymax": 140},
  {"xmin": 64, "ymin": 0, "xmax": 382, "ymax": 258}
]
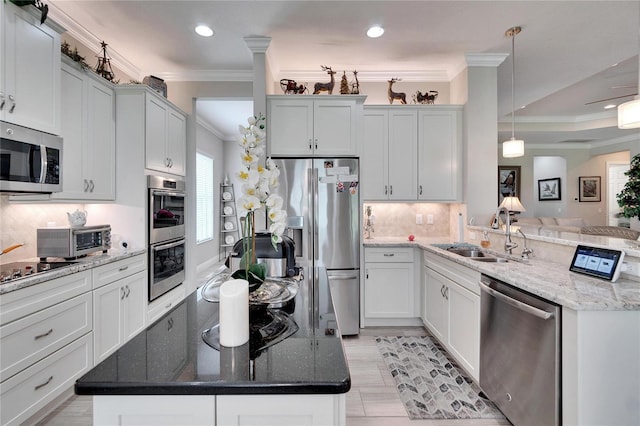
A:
[
  {"xmin": 166, "ymin": 107, "xmax": 186, "ymax": 176},
  {"xmin": 364, "ymin": 263, "xmax": 413, "ymax": 318},
  {"xmin": 313, "ymin": 99, "xmax": 356, "ymax": 156},
  {"xmin": 145, "ymin": 95, "xmax": 169, "ymax": 172},
  {"xmin": 93, "ymin": 281, "xmax": 124, "ymax": 364},
  {"xmin": 55, "ymin": 65, "xmax": 86, "ymax": 199},
  {"xmin": 268, "ymin": 99, "xmax": 313, "ymax": 156},
  {"xmin": 362, "ymin": 110, "xmax": 389, "ymax": 200},
  {"xmin": 388, "ymin": 110, "xmax": 418, "ymax": 200},
  {"xmin": 122, "ymin": 271, "xmax": 147, "ymax": 343},
  {"xmin": 2, "ymin": 2, "xmax": 60, "ymax": 134},
  {"xmin": 85, "ymin": 76, "xmax": 115, "ymax": 199},
  {"xmin": 448, "ymin": 282, "xmax": 480, "ymax": 380},
  {"xmin": 424, "ymin": 268, "xmax": 447, "ymax": 342},
  {"xmin": 418, "ymin": 109, "xmax": 462, "ymax": 201}
]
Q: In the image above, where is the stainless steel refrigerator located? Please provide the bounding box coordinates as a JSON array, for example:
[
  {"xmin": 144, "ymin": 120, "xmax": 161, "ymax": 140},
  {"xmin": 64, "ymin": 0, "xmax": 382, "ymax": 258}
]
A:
[{"xmin": 272, "ymin": 158, "xmax": 360, "ymax": 335}]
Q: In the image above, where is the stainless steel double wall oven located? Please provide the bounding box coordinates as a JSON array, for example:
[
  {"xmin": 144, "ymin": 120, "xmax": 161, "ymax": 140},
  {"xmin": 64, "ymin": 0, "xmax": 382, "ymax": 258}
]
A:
[{"xmin": 148, "ymin": 175, "xmax": 185, "ymax": 301}]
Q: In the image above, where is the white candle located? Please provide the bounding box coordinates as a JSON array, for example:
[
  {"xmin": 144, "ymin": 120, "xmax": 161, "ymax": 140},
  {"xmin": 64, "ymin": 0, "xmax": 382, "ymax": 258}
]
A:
[{"xmin": 219, "ymin": 279, "xmax": 249, "ymax": 347}]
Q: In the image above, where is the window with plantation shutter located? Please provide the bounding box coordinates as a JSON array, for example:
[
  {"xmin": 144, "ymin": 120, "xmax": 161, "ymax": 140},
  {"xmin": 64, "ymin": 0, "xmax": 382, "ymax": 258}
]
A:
[{"xmin": 196, "ymin": 152, "xmax": 214, "ymax": 243}]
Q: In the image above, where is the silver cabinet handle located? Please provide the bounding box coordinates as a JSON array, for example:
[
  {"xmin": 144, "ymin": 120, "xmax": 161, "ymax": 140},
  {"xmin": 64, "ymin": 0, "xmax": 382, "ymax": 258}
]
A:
[
  {"xmin": 390, "ymin": 185, "xmax": 393, "ymax": 195},
  {"xmin": 384, "ymin": 185, "xmax": 388, "ymax": 195},
  {"xmin": 0, "ymin": 93, "xmax": 4, "ymax": 110},
  {"xmin": 479, "ymin": 282, "xmax": 554, "ymax": 320},
  {"xmin": 35, "ymin": 376, "xmax": 53, "ymax": 390},
  {"xmin": 84, "ymin": 179, "xmax": 89, "ymax": 192},
  {"xmin": 308, "ymin": 139, "xmax": 313, "ymax": 151},
  {"xmin": 34, "ymin": 328, "xmax": 53, "ymax": 340},
  {"xmin": 314, "ymin": 138, "xmax": 318, "ymax": 150},
  {"xmin": 440, "ymin": 285, "xmax": 445, "ymax": 297},
  {"xmin": 125, "ymin": 285, "xmax": 130, "ymax": 298},
  {"xmin": 120, "ymin": 286, "xmax": 126, "ymax": 300},
  {"xmin": 8, "ymin": 95, "xmax": 15, "ymax": 113},
  {"xmin": 445, "ymin": 286, "xmax": 449, "ymax": 300},
  {"xmin": 119, "ymin": 265, "xmax": 129, "ymax": 272},
  {"xmin": 419, "ymin": 185, "xmax": 423, "ymax": 195},
  {"xmin": 383, "ymin": 253, "xmax": 395, "ymax": 257},
  {"xmin": 5, "ymin": 127, "xmax": 13, "ymax": 136},
  {"xmin": 89, "ymin": 179, "xmax": 95, "ymax": 192}
]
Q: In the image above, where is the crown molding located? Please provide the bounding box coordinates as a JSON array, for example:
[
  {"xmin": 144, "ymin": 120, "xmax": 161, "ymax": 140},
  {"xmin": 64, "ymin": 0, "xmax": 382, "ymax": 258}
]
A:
[
  {"xmin": 152, "ymin": 70, "xmax": 254, "ymax": 82},
  {"xmin": 244, "ymin": 36, "xmax": 272, "ymax": 53},
  {"xmin": 196, "ymin": 117, "xmax": 225, "ymax": 140},
  {"xmin": 47, "ymin": 3, "xmax": 141, "ymax": 80},
  {"xmin": 465, "ymin": 53, "xmax": 509, "ymax": 67}
]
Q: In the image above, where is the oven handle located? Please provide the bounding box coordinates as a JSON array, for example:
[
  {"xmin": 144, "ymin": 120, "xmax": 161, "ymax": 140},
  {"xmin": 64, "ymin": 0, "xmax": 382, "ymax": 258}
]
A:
[
  {"xmin": 151, "ymin": 189, "xmax": 185, "ymax": 198},
  {"xmin": 38, "ymin": 144, "xmax": 47, "ymax": 184},
  {"xmin": 479, "ymin": 281, "xmax": 554, "ymax": 320},
  {"xmin": 152, "ymin": 239, "xmax": 185, "ymax": 252}
]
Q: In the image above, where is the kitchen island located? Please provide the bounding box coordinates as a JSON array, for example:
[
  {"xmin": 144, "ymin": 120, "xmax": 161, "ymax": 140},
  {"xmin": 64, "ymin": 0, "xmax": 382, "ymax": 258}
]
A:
[{"xmin": 75, "ymin": 267, "xmax": 350, "ymax": 426}]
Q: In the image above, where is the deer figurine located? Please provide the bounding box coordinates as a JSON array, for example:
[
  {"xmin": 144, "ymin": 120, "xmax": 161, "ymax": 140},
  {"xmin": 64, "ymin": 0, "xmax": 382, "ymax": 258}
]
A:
[
  {"xmin": 313, "ymin": 66, "xmax": 336, "ymax": 94},
  {"xmin": 387, "ymin": 78, "xmax": 407, "ymax": 104}
]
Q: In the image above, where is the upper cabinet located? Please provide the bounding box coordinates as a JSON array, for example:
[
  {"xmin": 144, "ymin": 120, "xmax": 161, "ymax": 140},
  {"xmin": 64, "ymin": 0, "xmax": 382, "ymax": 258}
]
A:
[
  {"xmin": 52, "ymin": 60, "xmax": 115, "ymax": 201},
  {"xmin": 361, "ymin": 105, "xmax": 463, "ymax": 202},
  {"xmin": 417, "ymin": 107, "xmax": 463, "ymax": 202},
  {"xmin": 267, "ymin": 95, "xmax": 365, "ymax": 157},
  {"xmin": 1, "ymin": 2, "xmax": 63, "ymax": 135},
  {"xmin": 362, "ymin": 108, "xmax": 418, "ymax": 200},
  {"xmin": 115, "ymin": 86, "xmax": 186, "ymax": 177},
  {"xmin": 145, "ymin": 95, "xmax": 186, "ymax": 176}
]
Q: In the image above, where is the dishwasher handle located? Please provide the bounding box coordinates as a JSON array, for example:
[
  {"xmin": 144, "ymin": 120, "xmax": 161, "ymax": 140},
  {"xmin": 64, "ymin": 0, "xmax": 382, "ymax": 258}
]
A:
[{"xmin": 479, "ymin": 281, "xmax": 554, "ymax": 320}]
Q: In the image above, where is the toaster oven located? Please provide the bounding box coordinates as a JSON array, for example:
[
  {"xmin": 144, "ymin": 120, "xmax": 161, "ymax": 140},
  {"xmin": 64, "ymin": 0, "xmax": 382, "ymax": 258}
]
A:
[{"xmin": 37, "ymin": 225, "xmax": 111, "ymax": 260}]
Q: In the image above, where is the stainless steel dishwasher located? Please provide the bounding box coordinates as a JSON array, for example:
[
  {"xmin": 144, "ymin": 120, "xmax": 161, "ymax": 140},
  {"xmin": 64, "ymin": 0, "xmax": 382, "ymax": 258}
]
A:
[{"xmin": 479, "ymin": 274, "xmax": 561, "ymax": 426}]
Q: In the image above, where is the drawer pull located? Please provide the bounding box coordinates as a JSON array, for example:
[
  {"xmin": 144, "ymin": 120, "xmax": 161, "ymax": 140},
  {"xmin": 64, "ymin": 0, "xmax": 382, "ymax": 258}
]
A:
[
  {"xmin": 383, "ymin": 253, "xmax": 395, "ymax": 257},
  {"xmin": 119, "ymin": 266, "xmax": 129, "ymax": 272},
  {"xmin": 34, "ymin": 376, "xmax": 53, "ymax": 390},
  {"xmin": 34, "ymin": 328, "xmax": 53, "ymax": 340},
  {"xmin": 165, "ymin": 303, "xmax": 172, "ymax": 309}
]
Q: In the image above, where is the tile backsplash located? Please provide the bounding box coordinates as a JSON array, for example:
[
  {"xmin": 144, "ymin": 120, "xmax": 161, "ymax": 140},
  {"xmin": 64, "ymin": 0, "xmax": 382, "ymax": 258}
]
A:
[
  {"xmin": 363, "ymin": 203, "xmax": 452, "ymax": 239},
  {"xmin": 0, "ymin": 196, "xmax": 83, "ymax": 263}
]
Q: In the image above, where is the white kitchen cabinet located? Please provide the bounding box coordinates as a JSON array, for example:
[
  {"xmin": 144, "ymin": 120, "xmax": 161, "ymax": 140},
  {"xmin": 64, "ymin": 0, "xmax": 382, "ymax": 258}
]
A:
[
  {"xmin": 1, "ymin": 1, "xmax": 63, "ymax": 135},
  {"xmin": 145, "ymin": 94, "xmax": 186, "ymax": 175},
  {"xmin": 417, "ymin": 107, "xmax": 463, "ymax": 201},
  {"xmin": 93, "ymin": 257, "xmax": 147, "ymax": 364},
  {"xmin": 267, "ymin": 95, "xmax": 365, "ymax": 156},
  {"xmin": 363, "ymin": 247, "xmax": 418, "ymax": 326},
  {"xmin": 362, "ymin": 108, "xmax": 418, "ymax": 200},
  {"xmin": 115, "ymin": 85, "xmax": 186, "ymax": 177},
  {"xmin": 423, "ymin": 250, "xmax": 480, "ymax": 380},
  {"xmin": 52, "ymin": 60, "xmax": 115, "ymax": 201}
]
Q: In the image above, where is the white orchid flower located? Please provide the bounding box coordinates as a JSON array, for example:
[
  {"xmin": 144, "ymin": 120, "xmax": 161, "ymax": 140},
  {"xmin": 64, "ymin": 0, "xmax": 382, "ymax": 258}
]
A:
[
  {"xmin": 266, "ymin": 194, "xmax": 284, "ymax": 210},
  {"xmin": 238, "ymin": 195, "xmax": 261, "ymax": 215},
  {"xmin": 268, "ymin": 209, "xmax": 286, "ymax": 223}
]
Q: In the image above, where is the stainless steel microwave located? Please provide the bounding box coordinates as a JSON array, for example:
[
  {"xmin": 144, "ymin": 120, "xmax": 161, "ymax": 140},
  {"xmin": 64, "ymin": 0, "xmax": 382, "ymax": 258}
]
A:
[
  {"xmin": 0, "ymin": 121, "xmax": 62, "ymax": 193},
  {"xmin": 37, "ymin": 225, "xmax": 111, "ymax": 260}
]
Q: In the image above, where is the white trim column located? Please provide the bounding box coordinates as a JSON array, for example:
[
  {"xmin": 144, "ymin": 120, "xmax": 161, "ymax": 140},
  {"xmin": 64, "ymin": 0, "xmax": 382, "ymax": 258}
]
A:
[{"xmin": 244, "ymin": 36, "xmax": 271, "ymax": 118}]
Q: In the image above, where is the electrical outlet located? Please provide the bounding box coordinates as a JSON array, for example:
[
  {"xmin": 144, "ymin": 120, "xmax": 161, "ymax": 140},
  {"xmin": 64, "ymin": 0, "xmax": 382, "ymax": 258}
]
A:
[
  {"xmin": 416, "ymin": 214, "xmax": 423, "ymax": 225},
  {"xmin": 427, "ymin": 214, "xmax": 434, "ymax": 225}
]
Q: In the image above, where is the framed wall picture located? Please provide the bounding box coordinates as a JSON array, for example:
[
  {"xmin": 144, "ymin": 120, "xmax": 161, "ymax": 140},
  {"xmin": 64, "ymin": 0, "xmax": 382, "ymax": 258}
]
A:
[
  {"xmin": 498, "ymin": 165, "xmax": 521, "ymax": 204},
  {"xmin": 538, "ymin": 177, "xmax": 561, "ymax": 201},
  {"xmin": 579, "ymin": 176, "xmax": 601, "ymax": 202}
]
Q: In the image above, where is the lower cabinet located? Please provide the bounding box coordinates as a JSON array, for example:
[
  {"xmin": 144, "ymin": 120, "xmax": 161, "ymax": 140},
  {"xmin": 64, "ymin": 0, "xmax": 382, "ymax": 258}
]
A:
[
  {"xmin": 422, "ymin": 251, "xmax": 481, "ymax": 381},
  {"xmin": 92, "ymin": 393, "xmax": 346, "ymax": 426},
  {"xmin": 93, "ymin": 270, "xmax": 147, "ymax": 364},
  {"xmin": 363, "ymin": 247, "xmax": 419, "ymax": 326}
]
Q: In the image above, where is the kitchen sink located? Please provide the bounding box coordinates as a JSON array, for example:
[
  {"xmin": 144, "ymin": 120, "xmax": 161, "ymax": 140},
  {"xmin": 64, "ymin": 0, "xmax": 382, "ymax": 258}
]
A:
[{"xmin": 446, "ymin": 247, "xmax": 508, "ymax": 263}]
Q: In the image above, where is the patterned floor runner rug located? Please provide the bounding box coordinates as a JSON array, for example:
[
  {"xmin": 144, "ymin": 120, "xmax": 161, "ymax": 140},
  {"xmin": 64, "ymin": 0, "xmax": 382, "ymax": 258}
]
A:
[{"xmin": 376, "ymin": 335, "xmax": 505, "ymax": 420}]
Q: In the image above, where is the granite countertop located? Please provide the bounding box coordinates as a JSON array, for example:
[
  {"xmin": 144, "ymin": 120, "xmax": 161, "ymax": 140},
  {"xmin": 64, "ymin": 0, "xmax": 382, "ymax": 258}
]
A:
[
  {"xmin": 75, "ymin": 267, "xmax": 350, "ymax": 395},
  {"xmin": 0, "ymin": 248, "xmax": 147, "ymax": 295},
  {"xmin": 364, "ymin": 237, "xmax": 640, "ymax": 311}
]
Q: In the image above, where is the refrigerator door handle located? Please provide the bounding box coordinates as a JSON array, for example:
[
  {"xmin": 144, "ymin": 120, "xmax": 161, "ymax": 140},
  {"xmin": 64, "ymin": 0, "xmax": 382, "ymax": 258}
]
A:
[{"xmin": 313, "ymin": 167, "xmax": 319, "ymax": 263}]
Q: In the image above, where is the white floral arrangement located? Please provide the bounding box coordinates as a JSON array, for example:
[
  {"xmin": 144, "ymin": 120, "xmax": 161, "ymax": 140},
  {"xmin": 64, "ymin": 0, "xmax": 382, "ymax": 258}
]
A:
[{"xmin": 236, "ymin": 114, "xmax": 287, "ymax": 249}]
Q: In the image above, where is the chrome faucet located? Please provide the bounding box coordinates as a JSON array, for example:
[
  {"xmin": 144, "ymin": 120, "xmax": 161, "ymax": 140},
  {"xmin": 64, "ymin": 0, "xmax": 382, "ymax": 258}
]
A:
[
  {"xmin": 518, "ymin": 229, "xmax": 534, "ymax": 259},
  {"xmin": 495, "ymin": 206, "xmax": 518, "ymax": 254}
]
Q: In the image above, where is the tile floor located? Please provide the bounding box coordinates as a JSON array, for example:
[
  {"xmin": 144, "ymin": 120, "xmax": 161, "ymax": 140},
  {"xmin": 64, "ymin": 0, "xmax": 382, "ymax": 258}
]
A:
[{"xmin": 38, "ymin": 327, "xmax": 512, "ymax": 426}]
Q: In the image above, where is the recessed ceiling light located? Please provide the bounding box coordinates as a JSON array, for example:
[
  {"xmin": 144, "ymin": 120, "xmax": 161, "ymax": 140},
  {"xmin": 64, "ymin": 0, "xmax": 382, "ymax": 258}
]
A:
[
  {"xmin": 195, "ymin": 25, "xmax": 214, "ymax": 37},
  {"xmin": 604, "ymin": 104, "xmax": 617, "ymax": 109},
  {"xmin": 367, "ymin": 26, "xmax": 384, "ymax": 38}
]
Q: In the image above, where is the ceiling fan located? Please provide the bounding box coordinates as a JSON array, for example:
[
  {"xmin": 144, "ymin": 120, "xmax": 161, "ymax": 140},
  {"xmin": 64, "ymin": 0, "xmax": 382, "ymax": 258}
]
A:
[{"xmin": 584, "ymin": 84, "xmax": 638, "ymax": 105}]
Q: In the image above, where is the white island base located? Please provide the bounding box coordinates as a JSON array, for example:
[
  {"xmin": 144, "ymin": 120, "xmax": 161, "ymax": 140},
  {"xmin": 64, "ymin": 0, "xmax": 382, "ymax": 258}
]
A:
[{"xmin": 93, "ymin": 393, "xmax": 346, "ymax": 426}]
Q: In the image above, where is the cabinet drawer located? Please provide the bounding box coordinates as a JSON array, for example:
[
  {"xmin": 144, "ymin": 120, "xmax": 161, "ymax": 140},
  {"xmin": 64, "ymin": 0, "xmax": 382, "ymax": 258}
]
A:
[
  {"xmin": 0, "ymin": 292, "xmax": 92, "ymax": 381},
  {"xmin": 147, "ymin": 283, "xmax": 185, "ymax": 325},
  {"xmin": 0, "ymin": 270, "xmax": 91, "ymax": 326},
  {"xmin": 424, "ymin": 250, "xmax": 481, "ymax": 295},
  {"xmin": 365, "ymin": 247, "xmax": 414, "ymax": 263},
  {"xmin": 92, "ymin": 255, "xmax": 146, "ymax": 289},
  {"xmin": 0, "ymin": 333, "xmax": 93, "ymax": 426}
]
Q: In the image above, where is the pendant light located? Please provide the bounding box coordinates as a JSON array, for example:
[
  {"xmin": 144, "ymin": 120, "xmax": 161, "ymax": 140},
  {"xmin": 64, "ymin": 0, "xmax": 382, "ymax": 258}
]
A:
[
  {"xmin": 503, "ymin": 26, "xmax": 525, "ymax": 158},
  {"xmin": 617, "ymin": 5, "xmax": 640, "ymax": 129}
]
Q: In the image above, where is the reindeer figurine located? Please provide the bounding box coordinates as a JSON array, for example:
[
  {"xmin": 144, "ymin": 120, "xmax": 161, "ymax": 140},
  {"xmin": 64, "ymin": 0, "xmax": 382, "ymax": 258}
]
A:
[
  {"xmin": 387, "ymin": 78, "xmax": 407, "ymax": 104},
  {"xmin": 413, "ymin": 90, "xmax": 439, "ymax": 104},
  {"xmin": 313, "ymin": 66, "xmax": 336, "ymax": 94}
]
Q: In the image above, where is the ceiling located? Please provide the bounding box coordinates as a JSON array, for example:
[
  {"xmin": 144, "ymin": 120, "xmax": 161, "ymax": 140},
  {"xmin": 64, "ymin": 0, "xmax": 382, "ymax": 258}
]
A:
[{"xmin": 47, "ymin": 1, "xmax": 640, "ymax": 145}]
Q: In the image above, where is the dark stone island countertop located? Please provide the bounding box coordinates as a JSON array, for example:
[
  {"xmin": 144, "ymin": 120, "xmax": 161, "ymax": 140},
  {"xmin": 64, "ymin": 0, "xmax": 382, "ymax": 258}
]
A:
[{"xmin": 75, "ymin": 267, "xmax": 350, "ymax": 395}]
